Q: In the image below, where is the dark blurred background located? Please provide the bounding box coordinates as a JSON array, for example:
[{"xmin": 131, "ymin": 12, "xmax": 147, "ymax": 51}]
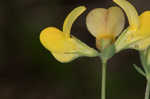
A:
[{"xmin": 0, "ymin": 0, "xmax": 149, "ymax": 99}]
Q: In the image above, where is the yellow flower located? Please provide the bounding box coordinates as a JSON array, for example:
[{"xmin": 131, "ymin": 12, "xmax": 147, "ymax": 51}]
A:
[
  {"xmin": 40, "ymin": 6, "xmax": 99, "ymax": 63},
  {"xmin": 86, "ymin": 6, "xmax": 125, "ymax": 50},
  {"xmin": 114, "ymin": 0, "xmax": 150, "ymax": 51}
]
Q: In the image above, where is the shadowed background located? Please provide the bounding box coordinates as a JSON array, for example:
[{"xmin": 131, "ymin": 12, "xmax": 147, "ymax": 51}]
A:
[{"xmin": 0, "ymin": 0, "xmax": 149, "ymax": 99}]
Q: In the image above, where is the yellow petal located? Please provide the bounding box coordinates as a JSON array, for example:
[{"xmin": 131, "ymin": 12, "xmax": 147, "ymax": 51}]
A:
[
  {"xmin": 86, "ymin": 7, "xmax": 125, "ymax": 38},
  {"xmin": 127, "ymin": 11, "xmax": 150, "ymax": 43},
  {"xmin": 113, "ymin": 0, "xmax": 139, "ymax": 30},
  {"xmin": 40, "ymin": 27, "xmax": 99, "ymax": 63},
  {"xmin": 127, "ymin": 11, "xmax": 150, "ymax": 50},
  {"xmin": 63, "ymin": 6, "xmax": 86, "ymax": 37},
  {"xmin": 40, "ymin": 27, "xmax": 76, "ymax": 53},
  {"xmin": 39, "ymin": 27, "xmax": 81, "ymax": 63},
  {"xmin": 139, "ymin": 11, "xmax": 150, "ymax": 35}
]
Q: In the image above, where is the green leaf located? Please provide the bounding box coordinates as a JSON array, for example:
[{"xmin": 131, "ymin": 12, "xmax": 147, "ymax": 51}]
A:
[{"xmin": 133, "ymin": 64, "xmax": 146, "ymax": 77}]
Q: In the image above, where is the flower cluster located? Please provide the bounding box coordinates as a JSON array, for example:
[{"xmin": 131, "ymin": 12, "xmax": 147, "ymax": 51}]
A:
[{"xmin": 40, "ymin": 0, "xmax": 150, "ymax": 63}]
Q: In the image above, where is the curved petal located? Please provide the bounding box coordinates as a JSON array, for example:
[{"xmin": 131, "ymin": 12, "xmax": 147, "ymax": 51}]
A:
[
  {"xmin": 63, "ymin": 6, "xmax": 86, "ymax": 37},
  {"xmin": 113, "ymin": 0, "xmax": 139, "ymax": 30},
  {"xmin": 40, "ymin": 27, "xmax": 99, "ymax": 63},
  {"xmin": 86, "ymin": 7, "xmax": 125, "ymax": 38}
]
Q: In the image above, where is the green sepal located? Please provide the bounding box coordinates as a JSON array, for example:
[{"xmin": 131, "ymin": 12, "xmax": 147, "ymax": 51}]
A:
[
  {"xmin": 133, "ymin": 64, "xmax": 146, "ymax": 77},
  {"xmin": 139, "ymin": 51, "xmax": 148, "ymax": 73},
  {"xmin": 139, "ymin": 49, "xmax": 150, "ymax": 74},
  {"xmin": 145, "ymin": 46, "xmax": 150, "ymax": 72},
  {"xmin": 100, "ymin": 44, "xmax": 116, "ymax": 62}
]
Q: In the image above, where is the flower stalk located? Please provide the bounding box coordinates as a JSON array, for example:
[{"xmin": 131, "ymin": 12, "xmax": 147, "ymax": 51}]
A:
[
  {"xmin": 145, "ymin": 80, "xmax": 150, "ymax": 99},
  {"xmin": 101, "ymin": 59, "xmax": 107, "ymax": 99}
]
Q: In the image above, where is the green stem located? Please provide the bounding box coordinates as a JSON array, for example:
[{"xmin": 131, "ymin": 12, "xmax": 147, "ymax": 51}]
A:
[
  {"xmin": 145, "ymin": 80, "xmax": 150, "ymax": 99},
  {"xmin": 101, "ymin": 60, "xmax": 107, "ymax": 99}
]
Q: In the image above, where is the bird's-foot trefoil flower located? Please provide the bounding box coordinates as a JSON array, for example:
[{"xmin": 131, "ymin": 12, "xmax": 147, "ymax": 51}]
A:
[
  {"xmin": 86, "ymin": 6, "xmax": 125, "ymax": 61},
  {"xmin": 86, "ymin": 6, "xmax": 125, "ymax": 53},
  {"xmin": 86, "ymin": 6, "xmax": 125, "ymax": 99},
  {"xmin": 114, "ymin": 0, "xmax": 150, "ymax": 51},
  {"xmin": 40, "ymin": 6, "xmax": 99, "ymax": 63}
]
